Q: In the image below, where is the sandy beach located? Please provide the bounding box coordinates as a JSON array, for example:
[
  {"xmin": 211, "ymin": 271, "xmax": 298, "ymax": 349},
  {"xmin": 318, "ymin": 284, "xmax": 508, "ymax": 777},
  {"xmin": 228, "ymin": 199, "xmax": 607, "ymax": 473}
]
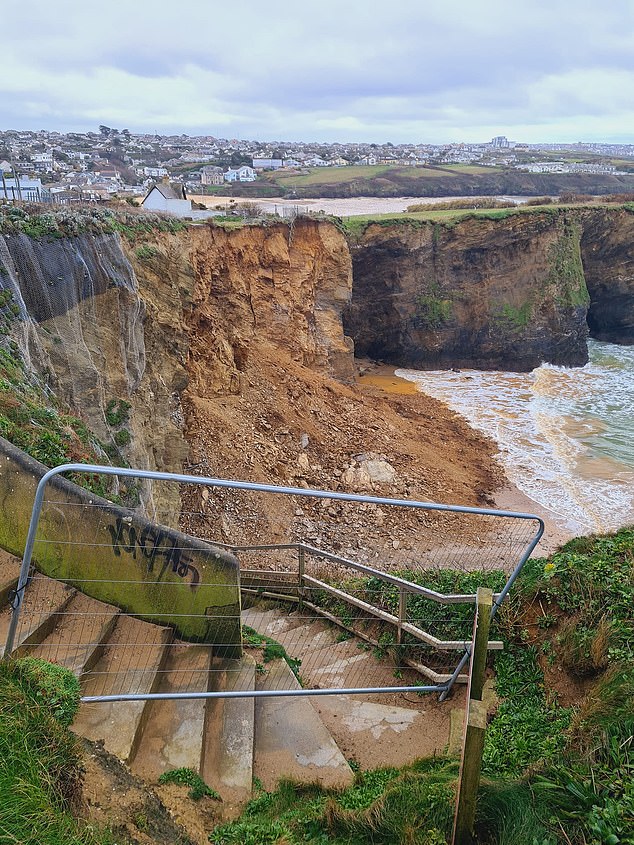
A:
[
  {"xmin": 358, "ymin": 364, "xmax": 577, "ymax": 557},
  {"xmin": 190, "ymin": 194, "xmax": 505, "ymax": 217}
]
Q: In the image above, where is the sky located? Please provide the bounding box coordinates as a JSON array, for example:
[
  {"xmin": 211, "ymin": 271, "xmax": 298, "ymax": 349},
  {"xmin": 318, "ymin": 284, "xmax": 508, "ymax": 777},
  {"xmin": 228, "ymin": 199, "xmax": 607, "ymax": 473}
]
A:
[{"xmin": 2, "ymin": 0, "xmax": 634, "ymax": 145}]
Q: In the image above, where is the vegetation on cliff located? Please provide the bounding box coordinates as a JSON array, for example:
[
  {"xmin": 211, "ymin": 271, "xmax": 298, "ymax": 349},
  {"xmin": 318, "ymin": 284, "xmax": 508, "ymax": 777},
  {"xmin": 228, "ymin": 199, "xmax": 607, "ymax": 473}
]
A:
[
  {"xmin": 237, "ymin": 164, "xmax": 634, "ymax": 200},
  {"xmin": 0, "ymin": 203, "xmax": 188, "ymax": 240},
  {"xmin": 211, "ymin": 527, "xmax": 634, "ymax": 845}
]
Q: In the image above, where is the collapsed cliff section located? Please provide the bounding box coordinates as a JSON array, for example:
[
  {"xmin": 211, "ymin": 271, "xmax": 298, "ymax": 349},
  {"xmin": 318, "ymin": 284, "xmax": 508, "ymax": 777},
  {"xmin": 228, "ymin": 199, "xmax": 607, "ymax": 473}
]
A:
[
  {"xmin": 578, "ymin": 206, "xmax": 634, "ymax": 344},
  {"xmin": 344, "ymin": 210, "xmax": 591, "ymax": 372},
  {"xmin": 173, "ymin": 218, "xmax": 503, "ymax": 552}
]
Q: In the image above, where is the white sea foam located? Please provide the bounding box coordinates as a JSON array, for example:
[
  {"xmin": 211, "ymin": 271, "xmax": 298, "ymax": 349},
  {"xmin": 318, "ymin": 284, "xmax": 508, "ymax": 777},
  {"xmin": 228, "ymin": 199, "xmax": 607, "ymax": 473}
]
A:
[{"xmin": 397, "ymin": 340, "xmax": 634, "ymax": 534}]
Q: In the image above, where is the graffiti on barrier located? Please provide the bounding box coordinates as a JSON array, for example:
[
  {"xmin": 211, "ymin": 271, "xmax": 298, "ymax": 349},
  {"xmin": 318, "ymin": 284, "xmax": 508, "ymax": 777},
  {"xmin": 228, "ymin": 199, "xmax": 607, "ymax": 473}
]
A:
[{"xmin": 107, "ymin": 516, "xmax": 200, "ymax": 586}]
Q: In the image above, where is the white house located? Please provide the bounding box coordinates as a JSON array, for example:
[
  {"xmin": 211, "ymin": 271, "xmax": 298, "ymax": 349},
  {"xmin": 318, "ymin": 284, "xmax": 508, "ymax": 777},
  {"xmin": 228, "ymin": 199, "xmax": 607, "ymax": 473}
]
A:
[
  {"xmin": 143, "ymin": 166, "xmax": 168, "ymax": 178},
  {"xmin": 0, "ymin": 177, "xmax": 47, "ymax": 202},
  {"xmin": 30, "ymin": 151, "xmax": 54, "ymax": 170},
  {"xmin": 305, "ymin": 155, "xmax": 329, "ymax": 167},
  {"xmin": 224, "ymin": 165, "xmax": 257, "ymax": 182},
  {"xmin": 141, "ymin": 182, "xmax": 192, "ymax": 216}
]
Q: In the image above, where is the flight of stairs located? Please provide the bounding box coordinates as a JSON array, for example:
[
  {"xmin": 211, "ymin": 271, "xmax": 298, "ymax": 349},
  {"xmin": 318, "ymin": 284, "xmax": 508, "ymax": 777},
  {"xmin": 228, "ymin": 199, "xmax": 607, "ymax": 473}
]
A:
[{"xmin": 0, "ymin": 551, "xmax": 455, "ymax": 808}]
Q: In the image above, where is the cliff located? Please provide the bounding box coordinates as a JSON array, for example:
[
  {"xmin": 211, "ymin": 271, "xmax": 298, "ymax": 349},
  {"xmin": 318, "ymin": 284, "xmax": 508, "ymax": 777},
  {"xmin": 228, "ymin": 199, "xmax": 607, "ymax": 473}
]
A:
[
  {"xmin": 345, "ymin": 207, "xmax": 634, "ymax": 371},
  {"xmin": 579, "ymin": 207, "xmax": 634, "ymax": 344},
  {"xmin": 0, "ymin": 210, "xmax": 502, "ymax": 553},
  {"xmin": 2, "ymin": 203, "xmax": 631, "ymax": 556}
]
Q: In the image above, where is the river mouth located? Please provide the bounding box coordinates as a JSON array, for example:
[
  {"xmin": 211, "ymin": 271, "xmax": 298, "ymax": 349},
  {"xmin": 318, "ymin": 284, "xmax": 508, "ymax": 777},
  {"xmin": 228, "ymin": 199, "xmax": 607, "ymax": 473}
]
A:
[{"xmin": 397, "ymin": 339, "xmax": 634, "ymax": 537}]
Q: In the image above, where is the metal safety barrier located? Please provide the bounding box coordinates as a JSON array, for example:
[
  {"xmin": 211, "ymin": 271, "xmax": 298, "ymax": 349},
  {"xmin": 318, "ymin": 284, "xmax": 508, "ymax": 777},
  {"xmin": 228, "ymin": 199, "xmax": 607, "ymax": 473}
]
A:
[{"xmin": 3, "ymin": 464, "xmax": 543, "ymax": 702}]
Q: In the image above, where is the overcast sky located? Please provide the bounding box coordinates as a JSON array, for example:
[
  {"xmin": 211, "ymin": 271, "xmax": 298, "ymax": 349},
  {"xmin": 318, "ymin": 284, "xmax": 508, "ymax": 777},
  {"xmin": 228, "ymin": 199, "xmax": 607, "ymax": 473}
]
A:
[{"xmin": 2, "ymin": 0, "xmax": 633, "ymax": 144}]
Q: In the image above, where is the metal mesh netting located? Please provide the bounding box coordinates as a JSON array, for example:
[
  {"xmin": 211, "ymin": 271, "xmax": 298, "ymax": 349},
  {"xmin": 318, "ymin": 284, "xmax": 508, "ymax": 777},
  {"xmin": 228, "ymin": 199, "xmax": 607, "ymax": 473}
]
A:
[{"xmin": 4, "ymin": 472, "xmax": 542, "ymax": 701}]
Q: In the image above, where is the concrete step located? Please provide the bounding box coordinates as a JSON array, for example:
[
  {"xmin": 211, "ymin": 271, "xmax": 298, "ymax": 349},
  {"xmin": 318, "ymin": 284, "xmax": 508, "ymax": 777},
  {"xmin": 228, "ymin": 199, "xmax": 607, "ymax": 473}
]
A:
[
  {"xmin": 129, "ymin": 642, "xmax": 213, "ymax": 781},
  {"xmin": 314, "ymin": 692, "xmax": 456, "ymax": 770},
  {"xmin": 241, "ymin": 606, "xmax": 306, "ymax": 639},
  {"xmin": 201, "ymin": 653, "xmax": 256, "ymax": 808},
  {"xmin": 27, "ymin": 592, "xmax": 120, "ymax": 676},
  {"xmin": 73, "ymin": 615, "xmax": 172, "ymax": 762},
  {"xmin": 254, "ymin": 659, "xmax": 354, "ymax": 791},
  {"xmin": 0, "ymin": 574, "xmax": 76, "ymax": 658},
  {"xmin": 0, "ymin": 550, "xmax": 22, "ymax": 607}
]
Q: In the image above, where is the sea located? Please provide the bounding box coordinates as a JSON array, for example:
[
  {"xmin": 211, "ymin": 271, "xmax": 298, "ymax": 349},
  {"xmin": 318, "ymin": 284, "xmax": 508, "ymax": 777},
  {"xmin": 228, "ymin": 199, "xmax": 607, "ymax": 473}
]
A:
[{"xmin": 397, "ymin": 340, "xmax": 634, "ymax": 537}]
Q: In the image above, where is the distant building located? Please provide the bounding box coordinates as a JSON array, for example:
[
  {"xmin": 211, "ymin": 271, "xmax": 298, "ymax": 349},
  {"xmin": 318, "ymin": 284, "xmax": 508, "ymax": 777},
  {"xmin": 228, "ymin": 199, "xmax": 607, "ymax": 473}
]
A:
[
  {"xmin": 252, "ymin": 158, "xmax": 283, "ymax": 170},
  {"xmin": 224, "ymin": 165, "xmax": 257, "ymax": 182},
  {"xmin": 0, "ymin": 177, "xmax": 48, "ymax": 202},
  {"xmin": 200, "ymin": 165, "xmax": 224, "ymax": 185},
  {"xmin": 143, "ymin": 166, "xmax": 168, "ymax": 178},
  {"xmin": 141, "ymin": 182, "xmax": 192, "ymax": 216},
  {"xmin": 491, "ymin": 136, "xmax": 510, "ymax": 148}
]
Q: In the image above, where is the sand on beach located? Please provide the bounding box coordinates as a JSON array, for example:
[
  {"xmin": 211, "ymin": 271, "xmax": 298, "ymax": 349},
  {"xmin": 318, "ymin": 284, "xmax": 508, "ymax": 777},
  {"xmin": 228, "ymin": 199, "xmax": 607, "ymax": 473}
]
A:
[{"xmin": 358, "ymin": 363, "xmax": 577, "ymax": 558}]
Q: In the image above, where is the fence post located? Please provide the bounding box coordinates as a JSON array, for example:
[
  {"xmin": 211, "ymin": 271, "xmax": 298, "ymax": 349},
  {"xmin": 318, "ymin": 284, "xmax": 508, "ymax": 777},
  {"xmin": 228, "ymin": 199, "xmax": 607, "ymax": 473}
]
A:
[
  {"xmin": 397, "ymin": 585, "xmax": 406, "ymax": 663},
  {"xmin": 452, "ymin": 587, "xmax": 493, "ymax": 845},
  {"xmin": 298, "ymin": 544, "xmax": 305, "ymax": 612}
]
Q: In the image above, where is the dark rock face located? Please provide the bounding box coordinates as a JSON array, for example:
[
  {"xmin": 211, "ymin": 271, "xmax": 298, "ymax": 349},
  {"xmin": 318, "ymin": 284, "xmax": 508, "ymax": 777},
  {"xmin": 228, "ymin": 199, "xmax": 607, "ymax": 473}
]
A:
[
  {"xmin": 345, "ymin": 211, "xmax": 590, "ymax": 372},
  {"xmin": 580, "ymin": 208, "xmax": 634, "ymax": 345}
]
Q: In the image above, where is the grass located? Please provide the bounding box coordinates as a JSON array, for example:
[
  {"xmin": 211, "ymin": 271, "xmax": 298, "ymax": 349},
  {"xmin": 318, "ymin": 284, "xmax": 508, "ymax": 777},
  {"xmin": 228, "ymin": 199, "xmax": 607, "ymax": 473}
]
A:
[
  {"xmin": 210, "ymin": 759, "xmax": 458, "ymax": 844},
  {"xmin": 218, "ymin": 528, "xmax": 634, "ymax": 844},
  {"xmin": 158, "ymin": 767, "xmax": 220, "ymax": 801},
  {"xmin": 267, "ymin": 163, "xmax": 504, "ymax": 190},
  {"xmin": 338, "ymin": 200, "xmax": 634, "ymax": 238},
  {"xmin": 242, "ymin": 624, "xmax": 303, "ymax": 681},
  {"xmin": 0, "ymin": 343, "xmax": 120, "ymax": 499},
  {"xmin": 270, "ymin": 164, "xmax": 394, "ymax": 187},
  {"xmin": 0, "ymin": 657, "xmax": 112, "ymax": 845}
]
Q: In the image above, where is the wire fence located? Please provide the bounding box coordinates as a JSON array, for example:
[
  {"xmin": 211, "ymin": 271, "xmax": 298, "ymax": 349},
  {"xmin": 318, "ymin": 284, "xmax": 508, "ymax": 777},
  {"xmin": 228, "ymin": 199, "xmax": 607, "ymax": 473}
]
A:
[{"xmin": 2, "ymin": 464, "xmax": 543, "ymax": 702}]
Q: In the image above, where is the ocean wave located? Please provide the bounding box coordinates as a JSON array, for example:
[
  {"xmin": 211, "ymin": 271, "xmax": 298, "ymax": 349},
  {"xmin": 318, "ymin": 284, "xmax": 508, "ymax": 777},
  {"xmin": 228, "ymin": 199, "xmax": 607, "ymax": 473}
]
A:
[{"xmin": 397, "ymin": 340, "xmax": 634, "ymax": 534}]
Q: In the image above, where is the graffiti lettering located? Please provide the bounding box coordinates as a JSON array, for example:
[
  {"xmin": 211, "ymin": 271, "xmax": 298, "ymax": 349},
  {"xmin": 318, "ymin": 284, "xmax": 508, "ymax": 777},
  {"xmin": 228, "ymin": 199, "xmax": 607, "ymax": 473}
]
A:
[{"xmin": 107, "ymin": 516, "xmax": 200, "ymax": 587}]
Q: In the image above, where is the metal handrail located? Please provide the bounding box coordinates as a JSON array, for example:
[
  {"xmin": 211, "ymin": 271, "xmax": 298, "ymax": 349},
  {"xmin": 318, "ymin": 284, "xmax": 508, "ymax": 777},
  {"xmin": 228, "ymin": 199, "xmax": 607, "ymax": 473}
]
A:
[{"xmin": 5, "ymin": 463, "xmax": 544, "ymax": 701}]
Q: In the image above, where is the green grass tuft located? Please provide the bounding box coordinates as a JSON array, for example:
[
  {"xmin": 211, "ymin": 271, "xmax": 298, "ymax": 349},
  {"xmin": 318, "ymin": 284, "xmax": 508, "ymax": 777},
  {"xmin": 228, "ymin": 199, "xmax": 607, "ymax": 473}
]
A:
[{"xmin": 158, "ymin": 767, "xmax": 221, "ymax": 801}]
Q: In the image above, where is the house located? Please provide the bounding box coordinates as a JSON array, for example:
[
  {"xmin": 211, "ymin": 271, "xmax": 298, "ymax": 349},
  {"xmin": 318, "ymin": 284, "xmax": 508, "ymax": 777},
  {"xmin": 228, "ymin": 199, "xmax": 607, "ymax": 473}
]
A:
[
  {"xmin": 356, "ymin": 155, "xmax": 377, "ymax": 166},
  {"xmin": 30, "ymin": 151, "xmax": 54, "ymax": 170},
  {"xmin": 0, "ymin": 160, "xmax": 12, "ymax": 173},
  {"xmin": 305, "ymin": 155, "xmax": 329, "ymax": 167},
  {"xmin": 252, "ymin": 158, "xmax": 283, "ymax": 170},
  {"xmin": 200, "ymin": 165, "xmax": 224, "ymax": 186},
  {"xmin": 223, "ymin": 165, "xmax": 256, "ymax": 182},
  {"xmin": 0, "ymin": 177, "xmax": 48, "ymax": 202},
  {"xmin": 143, "ymin": 166, "xmax": 168, "ymax": 178},
  {"xmin": 141, "ymin": 181, "xmax": 192, "ymax": 216}
]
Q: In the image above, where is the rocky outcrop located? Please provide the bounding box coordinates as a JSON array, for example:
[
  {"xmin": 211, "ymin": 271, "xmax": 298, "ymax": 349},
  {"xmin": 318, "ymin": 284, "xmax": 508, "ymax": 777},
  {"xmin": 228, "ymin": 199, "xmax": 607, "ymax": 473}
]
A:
[
  {"xmin": 345, "ymin": 211, "xmax": 591, "ymax": 371},
  {"xmin": 579, "ymin": 207, "xmax": 634, "ymax": 344}
]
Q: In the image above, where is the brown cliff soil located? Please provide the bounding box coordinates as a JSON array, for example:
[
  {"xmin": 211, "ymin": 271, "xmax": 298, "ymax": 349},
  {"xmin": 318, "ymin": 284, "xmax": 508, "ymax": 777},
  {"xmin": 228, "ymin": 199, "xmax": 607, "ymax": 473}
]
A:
[{"xmin": 180, "ymin": 342, "xmax": 506, "ymax": 562}]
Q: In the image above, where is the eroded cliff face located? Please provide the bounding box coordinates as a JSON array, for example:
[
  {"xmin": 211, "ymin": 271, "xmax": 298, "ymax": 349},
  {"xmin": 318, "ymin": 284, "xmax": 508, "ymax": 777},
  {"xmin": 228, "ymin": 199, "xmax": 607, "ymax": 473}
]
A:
[
  {"xmin": 345, "ymin": 211, "xmax": 591, "ymax": 372},
  {"xmin": 579, "ymin": 208, "xmax": 634, "ymax": 344},
  {"xmin": 183, "ymin": 220, "xmax": 355, "ymax": 398},
  {"xmin": 0, "ymin": 218, "xmax": 357, "ymax": 513}
]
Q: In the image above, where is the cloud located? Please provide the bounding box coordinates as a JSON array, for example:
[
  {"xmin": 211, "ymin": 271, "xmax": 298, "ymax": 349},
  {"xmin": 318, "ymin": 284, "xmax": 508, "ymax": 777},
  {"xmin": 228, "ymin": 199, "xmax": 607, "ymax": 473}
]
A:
[{"xmin": 1, "ymin": 0, "xmax": 633, "ymax": 142}]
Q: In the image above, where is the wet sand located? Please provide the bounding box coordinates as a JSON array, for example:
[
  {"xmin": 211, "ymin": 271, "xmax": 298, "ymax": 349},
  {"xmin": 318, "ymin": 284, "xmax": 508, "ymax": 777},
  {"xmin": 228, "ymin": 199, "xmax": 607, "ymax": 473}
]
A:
[{"xmin": 358, "ymin": 362, "xmax": 577, "ymax": 557}]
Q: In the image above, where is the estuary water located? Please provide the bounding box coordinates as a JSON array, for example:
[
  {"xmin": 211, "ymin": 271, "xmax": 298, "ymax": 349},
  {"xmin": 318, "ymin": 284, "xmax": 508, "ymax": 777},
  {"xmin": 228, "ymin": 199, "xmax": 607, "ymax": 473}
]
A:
[{"xmin": 397, "ymin": 340, "xmax": 634, "ymax": 536}]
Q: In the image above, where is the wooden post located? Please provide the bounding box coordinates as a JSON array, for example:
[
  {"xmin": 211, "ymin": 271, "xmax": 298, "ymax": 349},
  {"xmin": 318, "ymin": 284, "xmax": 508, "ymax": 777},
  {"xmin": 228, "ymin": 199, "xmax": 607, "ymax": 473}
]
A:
[{"xmin": 452, "ymin": 587, "xmax": 493, "ymax": 845}]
